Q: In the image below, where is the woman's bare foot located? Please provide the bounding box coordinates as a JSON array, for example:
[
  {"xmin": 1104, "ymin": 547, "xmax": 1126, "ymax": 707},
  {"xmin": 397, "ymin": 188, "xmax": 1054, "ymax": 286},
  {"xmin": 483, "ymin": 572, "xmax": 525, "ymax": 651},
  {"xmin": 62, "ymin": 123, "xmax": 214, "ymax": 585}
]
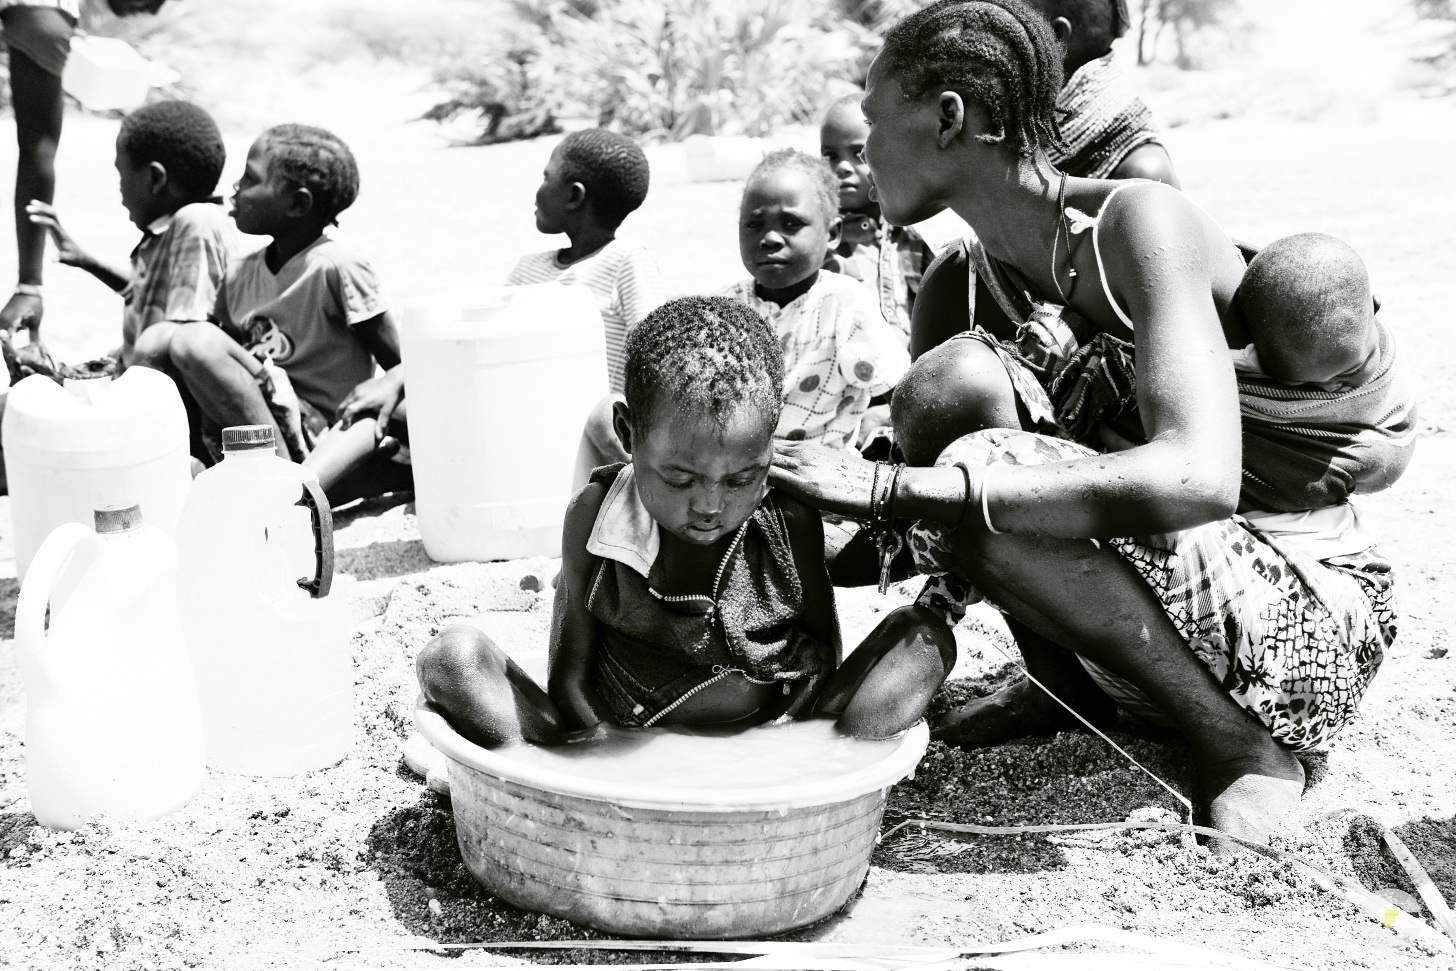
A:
[
  {"xmin": 1197, "ymin": 746, "xmax": 1306, "ymax": 853},
  {"xmin": 930, "ymin": 675, "xmax": 1116, "ymax": 748}
]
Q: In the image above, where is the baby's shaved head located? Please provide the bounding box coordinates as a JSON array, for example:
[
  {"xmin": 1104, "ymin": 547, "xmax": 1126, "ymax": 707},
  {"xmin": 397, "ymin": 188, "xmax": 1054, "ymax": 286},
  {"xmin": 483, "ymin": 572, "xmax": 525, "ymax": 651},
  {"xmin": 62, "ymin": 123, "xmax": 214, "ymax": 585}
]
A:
[{"xmin": 1240, "ymin": 233, "xmax": 1377, "ymax": 386}]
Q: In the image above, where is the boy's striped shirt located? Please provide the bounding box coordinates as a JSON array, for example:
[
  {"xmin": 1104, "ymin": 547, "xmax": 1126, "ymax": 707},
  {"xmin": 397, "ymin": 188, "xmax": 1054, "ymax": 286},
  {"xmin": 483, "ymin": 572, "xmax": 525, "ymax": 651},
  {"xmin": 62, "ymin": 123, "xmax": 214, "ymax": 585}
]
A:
[{"xmin": 506, "ymin": 240, "xmax": 666, "ymax": 394}]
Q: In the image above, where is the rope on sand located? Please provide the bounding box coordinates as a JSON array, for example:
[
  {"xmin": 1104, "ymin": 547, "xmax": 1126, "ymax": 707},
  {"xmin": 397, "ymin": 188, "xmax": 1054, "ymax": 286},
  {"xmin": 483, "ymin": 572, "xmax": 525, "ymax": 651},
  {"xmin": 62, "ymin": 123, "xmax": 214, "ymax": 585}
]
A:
[{"xmin": 877, "ymin": 816, "xmax": 1455, "ymax": 956}]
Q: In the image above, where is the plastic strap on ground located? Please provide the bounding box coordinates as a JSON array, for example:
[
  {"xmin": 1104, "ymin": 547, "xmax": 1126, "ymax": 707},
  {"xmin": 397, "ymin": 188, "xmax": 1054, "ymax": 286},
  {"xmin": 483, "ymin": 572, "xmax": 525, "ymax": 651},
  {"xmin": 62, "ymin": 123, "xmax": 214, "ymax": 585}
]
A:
[
  {"xmin": 1379, "ymin": 822, "xmax": 1456, "ymax": 948},
  {"xmin": 877, "ymin": 816, "xmax": 1454, "ymax": 955},
  {"xmin": 308, "ymin": 923, "xmax": 1296, "ymax": 970}
]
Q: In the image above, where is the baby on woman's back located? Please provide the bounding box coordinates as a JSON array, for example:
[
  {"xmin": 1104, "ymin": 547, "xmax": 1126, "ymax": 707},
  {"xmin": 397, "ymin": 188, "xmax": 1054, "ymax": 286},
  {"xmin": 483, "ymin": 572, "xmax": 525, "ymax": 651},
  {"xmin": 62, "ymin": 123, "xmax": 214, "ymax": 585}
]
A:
[{"xmin": 1234, "ymin": 232, "xmax": 1417, "ymax": 517}]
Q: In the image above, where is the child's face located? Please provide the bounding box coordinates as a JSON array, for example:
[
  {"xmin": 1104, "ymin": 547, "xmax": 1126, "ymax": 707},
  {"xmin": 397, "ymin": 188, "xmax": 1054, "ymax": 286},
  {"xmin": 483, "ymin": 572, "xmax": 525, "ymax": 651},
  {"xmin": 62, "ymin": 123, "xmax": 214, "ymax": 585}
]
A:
[
  {"xmin": 820, "ymin": 105, "xmax": 872, "ymax": 212},
  {"xmin": 622, "ymin": 403, "xmax": 775, "ymax": 548},
  {"xmin": 114, "ymin": 141, "xmax": 165, "ymax": 230},
  {"xmin": 230, "ymin": 138, "xmax": 297, "ymax": 237},
  {"xmin": 533, "ymin": 145, "xmax": 577, "ymax": 235},
  {"xmin": 738, "ymin": 170, "xmax": 839, "ymax": 298}
]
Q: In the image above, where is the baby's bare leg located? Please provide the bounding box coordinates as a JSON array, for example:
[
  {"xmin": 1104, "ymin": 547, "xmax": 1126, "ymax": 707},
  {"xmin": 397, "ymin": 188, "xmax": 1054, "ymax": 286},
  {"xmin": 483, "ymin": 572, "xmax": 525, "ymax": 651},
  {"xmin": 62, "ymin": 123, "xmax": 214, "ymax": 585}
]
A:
[
  {"xmin": 815, "ymin": 604, "xmax": 956, "ymax": 739},
  {"xmin": 416, "ymin": 624, "xmax": 565, "ymax": 747}
]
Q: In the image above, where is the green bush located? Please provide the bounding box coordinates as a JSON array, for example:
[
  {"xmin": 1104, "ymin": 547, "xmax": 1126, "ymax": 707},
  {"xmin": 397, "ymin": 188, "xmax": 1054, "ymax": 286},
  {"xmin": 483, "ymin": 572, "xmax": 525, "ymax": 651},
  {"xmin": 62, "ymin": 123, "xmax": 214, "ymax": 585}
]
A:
[{"xmin": 428, "ymin": 0, "xmax": 880, "ymax": 144}]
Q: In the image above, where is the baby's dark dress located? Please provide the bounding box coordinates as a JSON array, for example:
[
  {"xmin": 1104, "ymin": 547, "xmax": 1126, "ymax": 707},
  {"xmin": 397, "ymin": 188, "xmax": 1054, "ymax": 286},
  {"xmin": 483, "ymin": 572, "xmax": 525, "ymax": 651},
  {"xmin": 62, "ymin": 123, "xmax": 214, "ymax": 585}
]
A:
[{"xmin": 583, "ymin": 464, "xmax": 828, "ymax": 728}]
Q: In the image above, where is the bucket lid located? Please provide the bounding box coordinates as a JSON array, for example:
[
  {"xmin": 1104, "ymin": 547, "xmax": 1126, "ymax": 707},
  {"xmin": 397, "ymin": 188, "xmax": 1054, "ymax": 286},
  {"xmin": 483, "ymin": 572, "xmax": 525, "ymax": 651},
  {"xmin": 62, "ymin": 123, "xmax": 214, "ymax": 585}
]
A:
[
  {"xmin": 222, "ymin": 425, "xmax": 275, "ymax": 452},
  {"xmin": 94, "ymin": 503, "xmax": 142, "ymax": 534}
]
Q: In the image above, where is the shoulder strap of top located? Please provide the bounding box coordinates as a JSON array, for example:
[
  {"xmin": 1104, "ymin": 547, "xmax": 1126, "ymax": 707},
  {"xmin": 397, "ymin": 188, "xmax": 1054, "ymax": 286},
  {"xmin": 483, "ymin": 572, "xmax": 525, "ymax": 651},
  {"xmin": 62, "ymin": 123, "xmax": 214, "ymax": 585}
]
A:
[{"xmin": 1089, "ymin": 181, "xmax": 1139, "ymax": 332}]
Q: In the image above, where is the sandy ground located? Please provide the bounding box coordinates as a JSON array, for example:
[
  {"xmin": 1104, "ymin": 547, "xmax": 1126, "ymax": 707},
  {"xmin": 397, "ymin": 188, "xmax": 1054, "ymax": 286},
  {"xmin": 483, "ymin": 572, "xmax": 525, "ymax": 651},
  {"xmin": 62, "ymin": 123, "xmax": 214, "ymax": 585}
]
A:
[{"xmin": 3, "ymin": 1, "xmax": 1456, "ymax": 968}]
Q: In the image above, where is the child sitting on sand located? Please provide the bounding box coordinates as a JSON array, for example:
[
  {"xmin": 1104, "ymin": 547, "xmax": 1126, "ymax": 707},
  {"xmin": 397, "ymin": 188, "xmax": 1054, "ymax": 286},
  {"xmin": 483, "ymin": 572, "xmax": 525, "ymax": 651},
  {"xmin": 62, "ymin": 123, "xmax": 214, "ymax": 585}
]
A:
[
  {"xmin": 146, "ymin": 124, "xmax": 405, "ymax": 481},
  {"xmin": 12, "ymin": 100, "xmax": 234, "ymax": 377},
  {"xmin": 721, "ymin": 150, "xmax": 909, "ymax": 451},
  {"xmin": 819, "ymin": 96, "xmax": 936, "ymax": 339},
  {"xmin": 415, "ymin": 296, "xmax": 953, "ymax": 748},
  {"xmin": 507, "ymin": 130, "xmax": 667, "ymax": 484}
]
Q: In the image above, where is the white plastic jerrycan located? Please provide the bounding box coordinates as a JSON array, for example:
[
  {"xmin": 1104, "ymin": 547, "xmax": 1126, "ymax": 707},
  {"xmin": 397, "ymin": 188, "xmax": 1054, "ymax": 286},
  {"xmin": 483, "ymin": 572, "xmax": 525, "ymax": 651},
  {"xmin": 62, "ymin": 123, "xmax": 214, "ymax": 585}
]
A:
[
  {"xmin": 2, "ymin": 368, "xmax": 192, "ymax": 581},
  {"xmin": 16, "ymin": 504, "xmax": 205, "ymax": 831},
  {"xmin": 175, "ymin": 425, "xmax": 353, "ymax": 776},
  {"xmin": 401, "ymin": 283, "xmax": 607, "ymax": 562}
]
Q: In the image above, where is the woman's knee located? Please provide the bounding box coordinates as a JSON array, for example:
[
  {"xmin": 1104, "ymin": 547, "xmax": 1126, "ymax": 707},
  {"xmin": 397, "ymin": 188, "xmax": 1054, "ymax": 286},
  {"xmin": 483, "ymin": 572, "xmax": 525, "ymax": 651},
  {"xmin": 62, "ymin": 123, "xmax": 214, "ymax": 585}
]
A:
[{"xmin": 892, "ymin": 340, "xmax": 1020, "ymax": 466}]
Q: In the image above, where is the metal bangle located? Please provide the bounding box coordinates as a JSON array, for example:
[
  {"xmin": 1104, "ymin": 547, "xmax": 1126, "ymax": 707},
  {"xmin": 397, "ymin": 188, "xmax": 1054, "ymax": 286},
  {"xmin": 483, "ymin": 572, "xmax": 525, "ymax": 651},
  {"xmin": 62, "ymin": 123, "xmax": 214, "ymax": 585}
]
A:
[
  {"xmin": 14, "ymin": 283, "xmax": 42, "ymax": 297},
  {"xmin": 982, "ymin": 465, "xmax": 1004, "ymax": 535},
  {"xmin": 885, "ymin": 463, "xmax": 904, "ymax": 525}
]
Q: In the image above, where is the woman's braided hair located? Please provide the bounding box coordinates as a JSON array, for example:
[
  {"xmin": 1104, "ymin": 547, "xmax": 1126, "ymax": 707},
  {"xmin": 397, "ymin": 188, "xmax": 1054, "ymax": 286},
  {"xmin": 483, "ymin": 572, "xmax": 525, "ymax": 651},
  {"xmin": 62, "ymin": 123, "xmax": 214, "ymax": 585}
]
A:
[{"xmin": 877, "ymin": 0, "xmax": 1066, "ymax": 159}]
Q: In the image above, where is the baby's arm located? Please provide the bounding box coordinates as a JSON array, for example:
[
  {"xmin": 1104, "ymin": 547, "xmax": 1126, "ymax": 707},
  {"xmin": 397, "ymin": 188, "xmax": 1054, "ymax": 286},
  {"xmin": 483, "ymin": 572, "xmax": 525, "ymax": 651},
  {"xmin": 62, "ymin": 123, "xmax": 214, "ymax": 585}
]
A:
[{"xmin": 546, "ymin": 482, "xmax": 615, "ymax": 731}]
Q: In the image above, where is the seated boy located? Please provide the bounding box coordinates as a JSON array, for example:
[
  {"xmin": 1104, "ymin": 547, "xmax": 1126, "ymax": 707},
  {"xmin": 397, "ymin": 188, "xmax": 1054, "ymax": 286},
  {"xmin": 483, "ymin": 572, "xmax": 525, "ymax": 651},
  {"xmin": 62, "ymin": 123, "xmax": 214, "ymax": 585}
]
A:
[
  {"xmin": 415, "ymin": 296, "xmax": 953, "ymax": 749},
  {"xmin": 819, "ymin": 95, "xmax": 936, "ymax": 339},
  {"xmin": 315, "ymin": 131, "xmax": 669, "ymax": 501},
  {"xmin": 508, "ymin": 130, "xmax": 668, "ymax": 485},
  {"xmin": 12, "ymin": 99, "xmax": 234, "ymax": 375},
  {"xmin": 721, "ymin": 149, "xmax": 909, "ymax": 451},
  {"xmin": 144, "ymin": 124, "xmax": 406, "ymax": 486}
]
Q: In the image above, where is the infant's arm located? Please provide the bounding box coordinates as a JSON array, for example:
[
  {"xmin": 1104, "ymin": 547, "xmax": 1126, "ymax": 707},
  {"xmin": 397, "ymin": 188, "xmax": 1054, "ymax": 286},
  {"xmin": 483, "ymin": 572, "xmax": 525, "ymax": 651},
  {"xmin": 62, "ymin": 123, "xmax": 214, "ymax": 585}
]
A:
[{"xmin": 546, "ymin": 482, "xmax": 614, "ymax": 730}]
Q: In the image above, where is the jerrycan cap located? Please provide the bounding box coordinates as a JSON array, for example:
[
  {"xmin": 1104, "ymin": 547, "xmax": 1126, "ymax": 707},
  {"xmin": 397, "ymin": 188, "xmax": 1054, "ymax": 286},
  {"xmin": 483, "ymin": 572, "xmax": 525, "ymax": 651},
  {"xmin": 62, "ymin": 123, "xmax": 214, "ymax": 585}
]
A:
[
  {"xmin": 222, "ymin": 424, "xmax": 275, "ymax": 452},
  {"xmin": 94, "ymin": 503, "xmax": 143, "ymax": 534}
]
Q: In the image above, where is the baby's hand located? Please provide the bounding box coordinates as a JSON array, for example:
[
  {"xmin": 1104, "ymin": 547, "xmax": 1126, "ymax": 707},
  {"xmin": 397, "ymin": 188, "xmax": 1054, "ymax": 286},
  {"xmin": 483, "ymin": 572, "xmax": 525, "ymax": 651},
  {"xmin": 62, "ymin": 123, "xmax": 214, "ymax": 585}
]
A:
[{"xmin": 26, "ymin": 201, "xmax": 89, "ymax": 268}]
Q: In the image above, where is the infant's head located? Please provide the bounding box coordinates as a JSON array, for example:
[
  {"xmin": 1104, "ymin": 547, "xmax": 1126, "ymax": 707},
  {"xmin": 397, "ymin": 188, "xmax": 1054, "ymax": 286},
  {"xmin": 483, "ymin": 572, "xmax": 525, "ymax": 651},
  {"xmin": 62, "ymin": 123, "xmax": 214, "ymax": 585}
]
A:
[
  {"xmin": 739, "ymin": 149, "xmax": 841, "ymax": 298},
  {"xmin": 617, "ymin": 297, "xmax": 784, "ymax": 546},
  {"xmin": 1239, "ymin": 233, "xmax": 1378, "ymax": 387}
]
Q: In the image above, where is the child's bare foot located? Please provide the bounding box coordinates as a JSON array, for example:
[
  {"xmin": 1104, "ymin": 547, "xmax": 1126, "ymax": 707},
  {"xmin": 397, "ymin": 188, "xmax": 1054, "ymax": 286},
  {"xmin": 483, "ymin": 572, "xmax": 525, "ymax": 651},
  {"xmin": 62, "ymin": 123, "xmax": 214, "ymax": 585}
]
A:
[
  {"xmin": 930, "ymin": 676, "xmax": 1115, "ymax": 748},
  {"xmin": 1198, "ymin": 746, "xmax": 1305, "ymax": 853}
]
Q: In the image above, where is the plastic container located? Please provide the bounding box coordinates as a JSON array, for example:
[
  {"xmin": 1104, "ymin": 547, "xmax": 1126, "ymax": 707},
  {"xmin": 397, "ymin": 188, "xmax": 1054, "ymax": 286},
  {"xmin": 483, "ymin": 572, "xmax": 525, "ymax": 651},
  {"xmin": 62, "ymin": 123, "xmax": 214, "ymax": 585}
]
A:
[
  {"xmin": 16, "ymin": 505, "xmax": 205, "ymax": 830},
  {"xmin": 175, "ymin": 425, "xmax": 352, "ymax": 776},
  {"xmin": 400, "ymin": 284, "xmax": 608, "ymax": 562},
  {"xmin": 2, "ymin": 369, "xmax": 192, "ymax": 582},
  {"xmin": 416, "ymin": 702, "xmax": 929, "ymax": 938},
  {"xmin": 62, "ymin": 35, "xmax": 156, "ymax": 113}
]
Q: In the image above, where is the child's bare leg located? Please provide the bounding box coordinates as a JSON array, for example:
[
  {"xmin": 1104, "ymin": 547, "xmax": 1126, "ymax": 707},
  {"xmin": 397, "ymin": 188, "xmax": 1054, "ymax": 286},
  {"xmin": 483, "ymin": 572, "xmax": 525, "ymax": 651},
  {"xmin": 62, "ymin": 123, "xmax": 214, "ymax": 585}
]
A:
[
  {"xmin": 416, "ymin": 624, "xmax": 565, "ymax": 748},
  {"xmin": 815, "ymin": 604, "xmax": 956, "ymax": 739},
  {"xmin": 572, "ymin": 393, "xmax": 628, "ymax": 491},
  {"xmin": 126, "ymin": 321, "xmax": 182, "ymax": 371},
  {"xmin": 168, "ymin": 324, "xmax": 286, "ymax": 457}
]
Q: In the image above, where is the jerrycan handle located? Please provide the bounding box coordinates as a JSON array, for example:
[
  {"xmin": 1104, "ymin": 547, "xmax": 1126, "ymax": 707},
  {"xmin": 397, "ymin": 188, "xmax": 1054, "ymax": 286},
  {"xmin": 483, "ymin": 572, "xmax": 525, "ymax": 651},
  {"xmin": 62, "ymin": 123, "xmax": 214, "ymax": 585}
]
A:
[
  {"xmin": 296, "ymin": 478, "xmax": 334, "ymax": 599},
  {"xmin": 15, "ymin": 523, "xmax": 99, "ymax": 685}
]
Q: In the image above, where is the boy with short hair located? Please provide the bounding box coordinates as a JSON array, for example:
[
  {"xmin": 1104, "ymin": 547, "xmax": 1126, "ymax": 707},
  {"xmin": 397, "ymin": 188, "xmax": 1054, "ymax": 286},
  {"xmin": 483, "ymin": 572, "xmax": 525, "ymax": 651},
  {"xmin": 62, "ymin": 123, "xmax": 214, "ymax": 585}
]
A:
[
  {"xmin": 153, "ymin": 123, "xmax": 403, "ymax": 469},
  {"xmin": 722, "ymin": 149, "xmax": 909, "ymax": 451},
  {"xmin": 415, "ymin": 296, "xmax": 954, "ymax": 749},
  {"xmin": 14, "ymin": 99, "xmax": 234, "ymax": 375},
  {"xmin": 508, "ymin": 128, "xmax": 666, "ymax": 395},
  {"xmin": 819, "ymin": 96, "xmax": 936, "ymax": 339}
]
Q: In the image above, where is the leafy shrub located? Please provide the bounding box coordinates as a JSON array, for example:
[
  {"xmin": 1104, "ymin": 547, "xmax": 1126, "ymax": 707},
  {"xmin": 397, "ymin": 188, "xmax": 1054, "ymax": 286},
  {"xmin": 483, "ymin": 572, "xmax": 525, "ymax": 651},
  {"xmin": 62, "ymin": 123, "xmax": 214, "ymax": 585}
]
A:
[{"xmin": 428, "ymin": 0, "xmax": 878, "ymax": 144}]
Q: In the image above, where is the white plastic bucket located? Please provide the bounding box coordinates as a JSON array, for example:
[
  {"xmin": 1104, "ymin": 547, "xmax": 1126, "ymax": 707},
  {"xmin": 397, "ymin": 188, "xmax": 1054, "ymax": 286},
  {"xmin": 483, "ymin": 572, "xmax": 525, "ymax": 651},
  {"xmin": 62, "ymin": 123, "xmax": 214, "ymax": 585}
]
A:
[
  {"xmin": 400, "ymin": 284, "xmax": 608, "ymax": 562},
  {"xmin": 63, "ymin": 35, "xmax": 153, "ymax": 113},
  {"xmin": 2, "ymin": 369, "xmax": 192, "ymax": 581}
]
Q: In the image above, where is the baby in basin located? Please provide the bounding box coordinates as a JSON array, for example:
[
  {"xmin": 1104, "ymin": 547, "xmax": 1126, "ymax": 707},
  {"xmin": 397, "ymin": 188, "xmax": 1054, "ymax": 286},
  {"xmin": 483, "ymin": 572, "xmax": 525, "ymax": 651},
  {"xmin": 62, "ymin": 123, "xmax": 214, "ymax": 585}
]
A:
[{"xmin": 415, "ymin": 296, "xmax": 954, "ymax": 749}]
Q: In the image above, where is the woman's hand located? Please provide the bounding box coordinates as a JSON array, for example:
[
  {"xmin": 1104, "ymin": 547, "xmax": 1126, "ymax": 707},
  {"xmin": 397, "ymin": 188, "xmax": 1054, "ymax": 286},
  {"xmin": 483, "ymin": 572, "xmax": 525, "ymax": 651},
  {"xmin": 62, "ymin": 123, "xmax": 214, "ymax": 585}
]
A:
[
  {"xmin": 770, "ymin": 441, "xmax": 879, "ymax": 519},
  {"xmin": 336, "ymin": 367, "xmax": 404, "ymax": 441}
]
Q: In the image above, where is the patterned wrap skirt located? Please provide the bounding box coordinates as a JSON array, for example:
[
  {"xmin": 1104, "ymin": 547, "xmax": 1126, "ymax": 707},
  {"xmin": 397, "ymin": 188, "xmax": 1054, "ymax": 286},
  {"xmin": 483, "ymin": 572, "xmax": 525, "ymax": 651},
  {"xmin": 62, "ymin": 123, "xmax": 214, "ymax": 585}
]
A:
[{"xmin": 907, "ymin": 338, "xmax": 1395, "ymax": 753}]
